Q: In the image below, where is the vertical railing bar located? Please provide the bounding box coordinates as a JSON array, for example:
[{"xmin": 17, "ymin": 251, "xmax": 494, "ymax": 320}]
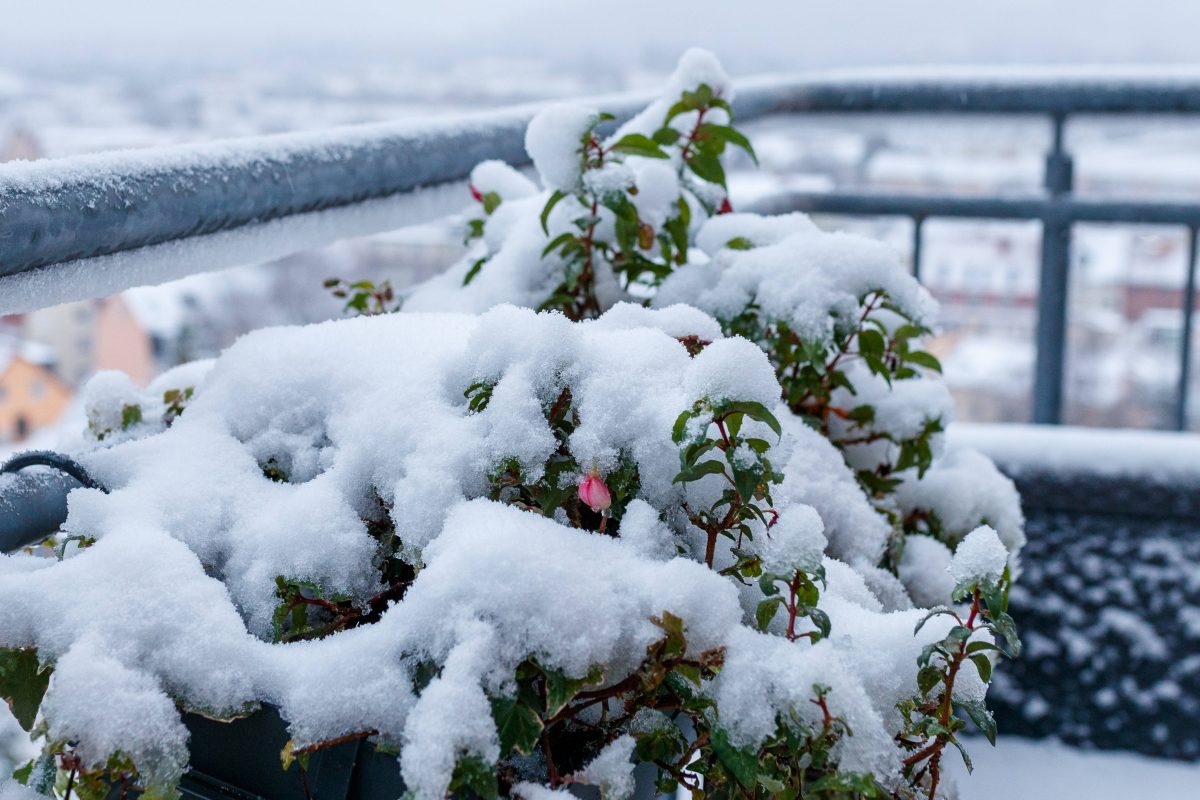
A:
[
  {"xmin": 1032, "ymin": 112, "xmax": 1074, "ymax": 425},
  {"xmin": 1175, "ymin": 226, "xmax": 1198, "ymax": 431},
  {"xmin": 912, "ymin": 215, "xmax": 925, "ymax": 281}
]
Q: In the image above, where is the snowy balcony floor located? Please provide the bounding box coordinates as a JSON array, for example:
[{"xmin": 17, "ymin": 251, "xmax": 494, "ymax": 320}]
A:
[{"xmin": 945, "ymin": 737, "xmax": 1200, "ymax": 799}]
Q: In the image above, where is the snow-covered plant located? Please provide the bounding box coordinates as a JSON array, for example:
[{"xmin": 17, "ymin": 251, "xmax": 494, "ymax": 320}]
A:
[{"xmin": 0, "ymin": 51, "xmax": 1026, "ymax": 800}]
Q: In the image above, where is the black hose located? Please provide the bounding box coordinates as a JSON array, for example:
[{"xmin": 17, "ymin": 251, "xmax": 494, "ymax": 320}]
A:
[
  {"xmin": 0, "ymin": 450, "xmax": 107, "ymax": 554},
  {"xmin": 1, "ymin": 450, "xmax": 107, "ymax": 492}
]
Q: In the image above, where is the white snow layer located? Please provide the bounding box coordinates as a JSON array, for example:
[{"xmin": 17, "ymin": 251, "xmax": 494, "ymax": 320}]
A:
[
  {"xmin": 0, "ymin": 48, "xmax": 1028, "ymax": 799},
  {"xmin": 1, "ymin": 305, "xmax": 968, "ymax": 797}
]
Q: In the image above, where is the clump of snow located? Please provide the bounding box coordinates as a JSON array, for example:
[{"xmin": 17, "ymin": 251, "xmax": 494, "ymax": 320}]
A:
[
  {"xmin": 613, "ymin": 47, "xmax": 733, "ymax": 142},
  {"xmin": 41, "ymin": 641, "xmax": 190, "ymax": 788},
  {"xmin": 656, "ymin": 228, "xmax": 937, "ymax": 347},
  {"xmin": 525, "ymin": 105, "xmax": 597, "ymax": 192},
  {"xmin": 949, "ymin": 526, "xmax": 1010, "ymax": 587},
  {"xmin": 895, "ymin": 444, "xmax": 1026, "ymax": 559},
  {"xmin": 0, "ymin": 302, "xmax": 1010, "ymax": 796},
  {"xmin": 758, "ymin": 505, "xmax": 826, "ymax": 576},
  {"xmin": 470, "ymin": 160, "xmax": 538, "ymax": 201},
  {"xmin": 694, "ymin": 212, "xmax": 818, "ymax": 256},
  {"xmin": 774, "ymin": 416, "xmax": 891, "ymax": 571},
  {"xmin": 897, "ymin": 535, "xmax": 956, "ymax": 608},
  {"xmin": 682, "ymin": 337, "xmax": 781, "ymax": 408},
  {"xmin": 574, "ymin": 735, "xmax": 637, "ymax": 799}
]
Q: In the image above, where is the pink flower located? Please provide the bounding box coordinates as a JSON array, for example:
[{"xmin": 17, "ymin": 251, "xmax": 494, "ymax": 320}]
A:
[{"xmin": 578, "ymin": 470, "xmax": 612, "ymax": 512}]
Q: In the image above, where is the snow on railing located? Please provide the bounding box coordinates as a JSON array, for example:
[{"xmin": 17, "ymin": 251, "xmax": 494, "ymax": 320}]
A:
[{"xmin": 6, "ymin": 70, "xmax": 1200, "ymax": 422}]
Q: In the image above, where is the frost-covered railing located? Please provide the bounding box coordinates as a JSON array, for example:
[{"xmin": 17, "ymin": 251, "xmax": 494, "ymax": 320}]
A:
[{"xmin": 5, "ymin": 71, "xmax": 1200, "ymax": 424}]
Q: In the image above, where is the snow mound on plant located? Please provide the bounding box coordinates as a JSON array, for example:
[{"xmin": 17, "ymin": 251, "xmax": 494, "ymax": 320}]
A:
[
  {"xmin": 0, "ymin": 306, "xmax": 972, "ymax": 797},
  {"xmin": 656, "ymin": 222, "xmax": 937, "ymax": 346}
]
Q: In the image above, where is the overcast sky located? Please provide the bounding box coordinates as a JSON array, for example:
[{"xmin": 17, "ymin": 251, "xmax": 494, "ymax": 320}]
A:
[{"xmin": 5, "ymin": 0, "xmax": 1200, "ymax": 73}]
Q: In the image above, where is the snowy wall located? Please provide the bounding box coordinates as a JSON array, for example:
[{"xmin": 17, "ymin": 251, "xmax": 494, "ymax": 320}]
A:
[{"xmin": 954, "ymin": 424, "xmax": 1200, "ymax": 760}]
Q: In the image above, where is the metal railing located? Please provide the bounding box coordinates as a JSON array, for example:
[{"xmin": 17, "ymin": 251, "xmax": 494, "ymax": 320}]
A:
[{"xmin": 5, "ymin": 71, "xmax": 1200, "ymax": 425}]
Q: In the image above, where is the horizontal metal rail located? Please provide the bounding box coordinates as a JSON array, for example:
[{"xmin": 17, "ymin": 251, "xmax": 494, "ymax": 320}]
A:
[
  {"xmin": 4, "ymin": 72, "xmax": 1200, "ymax": 280},
  {"xmin": 6, "ymin": 70, "xmax": 1200, "ymax": 424},
  {"xmin": 749, "ymin": 191, "xmax": 1200, "ymax": 227}
]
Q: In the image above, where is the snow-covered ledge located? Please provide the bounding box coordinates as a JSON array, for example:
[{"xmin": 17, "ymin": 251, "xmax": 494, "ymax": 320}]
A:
[
  {"xmin": 950, "ymin": 422, "xmax": 1200, "ymax": 483},
  {"xmin": 951, "ymin": 423, "xmax": 1200, "ymax": 760}
]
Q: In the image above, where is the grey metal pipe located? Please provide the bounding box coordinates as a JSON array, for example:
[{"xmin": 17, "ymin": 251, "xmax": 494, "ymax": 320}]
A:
[
  {"xmin": 6, "ymin": 73, "xmax": 1200, "ymax": 280},
  {"xmin": 0, "ymin": 452, "xmax": 104, "ymax": 554}
]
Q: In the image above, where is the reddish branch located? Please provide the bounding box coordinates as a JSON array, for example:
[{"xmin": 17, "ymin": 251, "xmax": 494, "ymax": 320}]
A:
[{"xmin": 903, "ymin": 588, "xmax": 984, "ymax": 800}]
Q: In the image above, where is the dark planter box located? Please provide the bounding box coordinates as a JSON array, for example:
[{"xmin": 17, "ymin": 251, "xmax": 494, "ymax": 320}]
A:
[{"xmin": 175, "ymin": 706, "xmax": 404, "ymax": 800}]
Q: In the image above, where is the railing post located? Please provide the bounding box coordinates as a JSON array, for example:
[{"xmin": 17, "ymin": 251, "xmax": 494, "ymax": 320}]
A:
[
  {"xmin": 1033, "ymin": 113, "xmax": 1074, "ymax": 424},
  {"xmin": 911, "ymin": 214, "xmax": 926, "ymax": 281},
  {"xmin": 1176, "ymin": 226, "xmax": 1198, "ymax": 431}
]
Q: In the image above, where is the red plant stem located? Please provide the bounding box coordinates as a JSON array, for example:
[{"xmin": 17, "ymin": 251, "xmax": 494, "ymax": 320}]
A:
[
  {"xmin": 679, "ymin": 107, "xmax": 710, "ymax": 164},
  {"xmin": 542, "ymin": 733, "xmax": 564, "ymax": 787},
  {"xmin": 291, "ymin": 729, "xmax": 380, "ymax": 756},
  {"xmin": 906, "ymin": 587, "xmax": 984, "ymax": 799},
  {"xmin": 786, "ymin": 575, "xmax": 800, "ymax": 641}
]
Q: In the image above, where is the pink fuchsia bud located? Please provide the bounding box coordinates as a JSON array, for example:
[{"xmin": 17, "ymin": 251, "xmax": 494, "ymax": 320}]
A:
[
  {"xmin": 717, "ymin": 197, "xmax": 733, "ymax": 215},
  {"xmin": 578, "ymin": 470, "xmax": 612, "ymax": 512},
  {"xmin": 469, "ymin": 183, "xmax": 484, "ymax": 203}
]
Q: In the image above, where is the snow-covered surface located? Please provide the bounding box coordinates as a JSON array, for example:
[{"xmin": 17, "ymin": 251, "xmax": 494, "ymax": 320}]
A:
[
  {"xmin": 0, "ymin": 181, "xmax": 468, "ymax": 316},
  {"xmin": 944, "ymin": 737, "xmax": 1200, "ymax": 800},
  {"xmin": 950, "ymin": 421, "xmax": 1200, "ymax": 480},
  {"xmin": 0, "ymin": 52, "xmax": 1039, "ymax": 797},
  {"xmin": 0, "ymin": 303, "xmax": 994, "ymax": 796}
]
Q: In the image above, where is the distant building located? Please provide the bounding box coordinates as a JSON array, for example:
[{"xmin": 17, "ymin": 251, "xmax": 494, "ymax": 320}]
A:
[
  {"xmin": 20, "ymin": 296, "xmax": 156, "ymax": 388},
  {"xmin": 0, "ymin": 127, "xmax": 40, "ymax": 162},
  {"xmin": 0, "ymin": 341, "xmax": 70, "ymax": 444}
]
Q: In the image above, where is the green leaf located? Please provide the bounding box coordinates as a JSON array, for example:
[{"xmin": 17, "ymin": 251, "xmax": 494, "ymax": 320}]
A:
[
  {"xmin": 11, "ymin": 759, "xmax": 33, "ymax": 784},
  {"xmin": 722, "ymin": 401, "xmax": 782, "ymax": 440},
  {"xmin": 949, "ymin": 736, "xmax": 975, "ymax": 773},
  {"xmin": 988, "ymin": 612, "xmax": 1022, "ymax": 657},
  {"xmin": 961, "ymin": 699, "xmax": 998, "ymax": 745},
  {"xmin": 808, "ymin": 607, "xmax": 832, "ymax": 640},
  {"xmin": 490, "ymin": 696, "xmax": 544, "ymax": 756},
  {"xmin": 725, "ymin": 236, "xmax": 754, "ymax": 251},
  {"xmin": 857, "ymin": 328, "xmax": 886, "ymax": 357},
  {"xmin": 970, "ymin": 653, "xmax": 993, "ymax": 683},
  {"xmin": 540, "ymin": 189, "xmax": 567, "ymax": 234},
  {"xmin": 913, "ymin": 605, "xmax": 952, "ymax": 635},
  {"xmin": 652, "ymin": 127, "xmax": 681, "ymax": 146},
  {"xmin": 481, "ymin": 191, "xmax": 502, "ymax": 215},
  {"xmin": 687, "ymin": 152, "xmax": 726, "ymax": 187},
  {"xmin": 541, "ymin": 231, "xmax": 577, "ymax": 258},
  {"xmin": 906, "ymin": 350, "xmax": 943, "ymax": 372},
  {"xmin": 0, "ymin": 648, "xmax": 51, "ymax": 731},
  {"xmin": 806, "ymin": 772, "xmax": 887, "ymax": 797},
  {"xmin": 711, "ymin": 728, "xmax": 758, "ymax": 788},
  {"xmin": 673, "ymin": 459, "xmax": 727, "ymax": 485},
  {"xmin": 635, "ymin": 725, "xmax": 686, "ymax": 763},
  {"xmin": 675, "ymin": 662, "xmax": 702, "ymax": 687},
  {"xmin": 450, "ymin": 755, "xmax": 498, "ymax": 800},
  {"xmin": 120, "ymin": 403, "xmax": 143, "ymax": 429},
  {"xmin": 462, "ymin": 257, "xmax": 488, "ymax": 286},
  {"xmin": 756, "ymin": 596, "xmax": 784, "ymax": 631},
  {"xmin": 610, "ymin": 133, "xmax": 670, "ymax": 159},
  {"xmin": 917, "ymin": 665, "xmax": 943, "ymax": 696},
  {"xmin": 700, "ymin": 124, "xmax": 758, "ymax": 164},
  {"xmin": 543, "ymin": 671, "xmax": 578, "ymax": 717}
]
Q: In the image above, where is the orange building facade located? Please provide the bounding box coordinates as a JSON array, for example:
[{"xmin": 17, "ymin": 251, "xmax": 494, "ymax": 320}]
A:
[{"xmin": 0, "ymin": 355, "xmax": 72, "ymax": 443}]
